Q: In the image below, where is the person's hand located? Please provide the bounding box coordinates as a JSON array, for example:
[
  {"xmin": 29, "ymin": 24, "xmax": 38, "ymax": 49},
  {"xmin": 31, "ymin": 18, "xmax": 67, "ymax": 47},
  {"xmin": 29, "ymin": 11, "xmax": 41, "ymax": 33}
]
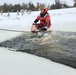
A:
[{"xmin": 31, "ymin": 25, "xmax": 37, "ymax": 32}]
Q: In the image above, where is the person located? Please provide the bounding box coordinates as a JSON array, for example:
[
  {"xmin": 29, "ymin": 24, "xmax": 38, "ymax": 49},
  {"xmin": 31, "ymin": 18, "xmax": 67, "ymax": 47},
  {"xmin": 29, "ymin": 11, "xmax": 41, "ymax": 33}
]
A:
[{"xmin": 31, "ymin": 7, "xmax": 51, "ymax": 33}]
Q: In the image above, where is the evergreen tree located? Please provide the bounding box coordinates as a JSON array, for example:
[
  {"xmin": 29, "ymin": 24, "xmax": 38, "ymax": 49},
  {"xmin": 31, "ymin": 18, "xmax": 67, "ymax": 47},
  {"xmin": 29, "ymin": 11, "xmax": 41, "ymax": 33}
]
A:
[
  {"xmin": 13, "ymin": 4, "xmax": 21, "ymax": 12},
  {"xmin": 36, "ymin": 2, "xmax": 40, "ymax": 10},
  {"xmin": 3, "ymin": 3, "xmax": 8, "ymax": 12},
  {"xmin": 74, "ymin": 0, "xmax": 76, "ymax": 7},
  {"xmin": 21, "ymin": 3, "xmax": 28, "ymax": 10},
  {"xmin": 8, "ymin": 4, "xmax": 13, "ymax": 12},
  {"xmin": 28, "ymin": 1, "xmax": 36, "ymax": 11},
  {"xmin": 0, "ymin": 6, "xmax": 4, "ymax": 11},
  {"xmin": 51, "ymin": 4, "xmax": 57, "ymax": 9},
  {"xmin": 51, "ymin": 0, "xmax": 63, "ymax": 9}
]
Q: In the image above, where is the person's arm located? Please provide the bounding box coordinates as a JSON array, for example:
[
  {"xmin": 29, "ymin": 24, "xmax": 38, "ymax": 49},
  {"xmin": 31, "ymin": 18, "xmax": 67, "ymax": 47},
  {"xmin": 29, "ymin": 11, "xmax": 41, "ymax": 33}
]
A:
[
  {"xmin": 45, "ymin": 15, "xmax": 51, "ymax": 28},
  {"xmin": 33, "ymin": 15, "xmax": 40, "ymax": 25},
  {"xmin": 34, "ymin": 19, "xmax": 38, "ymax": 24}
]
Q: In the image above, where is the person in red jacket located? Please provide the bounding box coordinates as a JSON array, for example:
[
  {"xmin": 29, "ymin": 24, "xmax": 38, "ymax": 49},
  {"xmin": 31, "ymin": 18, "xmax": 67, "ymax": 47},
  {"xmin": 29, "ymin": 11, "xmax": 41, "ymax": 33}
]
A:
[{"xmin": 31, "ymin": 8, "xmax": 51, "ymax": 33}]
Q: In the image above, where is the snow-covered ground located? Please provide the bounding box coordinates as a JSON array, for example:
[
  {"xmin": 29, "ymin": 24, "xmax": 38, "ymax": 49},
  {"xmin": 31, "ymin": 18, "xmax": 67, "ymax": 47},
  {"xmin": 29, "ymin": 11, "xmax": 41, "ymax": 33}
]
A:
[
  {"xmin": 50, "ymin": 8, "xmax": 76, "ymax": 32},
  {"xmin": 0, "ymin": 8, "xmax": 76, "ymax": 75},
  {"xmin": 0, "ymin": 8, "xmax": 76, "ymax": 32},
  {"xmin": 0, "ymin": 47, "xmax": 76, "ymax": 75}
]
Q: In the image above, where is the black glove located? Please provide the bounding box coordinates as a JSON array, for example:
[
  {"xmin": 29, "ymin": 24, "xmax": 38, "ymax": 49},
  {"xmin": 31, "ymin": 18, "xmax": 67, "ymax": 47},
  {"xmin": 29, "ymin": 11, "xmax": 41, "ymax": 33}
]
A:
[
  {"xmin": 32, "ymin": 22, "xmax": 36, "ymax": 25},
  {"xmin": 34, "ymin": 19, "xmax": 38, "ymax": 24}
]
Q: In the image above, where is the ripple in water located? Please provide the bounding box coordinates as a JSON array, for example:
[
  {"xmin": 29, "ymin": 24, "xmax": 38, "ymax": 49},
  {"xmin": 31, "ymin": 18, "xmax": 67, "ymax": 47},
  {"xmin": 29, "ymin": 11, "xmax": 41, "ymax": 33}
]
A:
[{"xmin": 0, "ymin": 31, "xmax": 76, "ymax": 68}]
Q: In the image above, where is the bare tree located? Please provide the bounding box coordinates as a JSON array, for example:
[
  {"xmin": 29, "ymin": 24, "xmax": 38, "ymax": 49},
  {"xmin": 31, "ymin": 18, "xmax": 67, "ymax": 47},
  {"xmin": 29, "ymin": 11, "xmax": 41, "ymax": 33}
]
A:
[
  {"xmin": 17, "ymin": 10, "xmax": 19, "ymax": 16},
  {"xmin": 1, "ymin": 10, "xmax": 3, "ymax": 16},
  {"xmin": 7, "ymin": 11, "xmax": 10, "ymax": 17},
  {"xmin": 21, "ymin": 9, "xmax": 25, "ymax": 16},
  {"xmin": 74, "ymin": 0, "xmax": 76, "ymax": 3}
]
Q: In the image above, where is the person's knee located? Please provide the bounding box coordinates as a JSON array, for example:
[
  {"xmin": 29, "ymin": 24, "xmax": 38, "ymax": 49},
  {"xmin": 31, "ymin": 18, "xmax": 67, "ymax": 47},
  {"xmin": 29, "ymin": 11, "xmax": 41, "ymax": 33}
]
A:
[{"xmin": 42, "ymin": 27, "xmax": 47, "ymax": 31}]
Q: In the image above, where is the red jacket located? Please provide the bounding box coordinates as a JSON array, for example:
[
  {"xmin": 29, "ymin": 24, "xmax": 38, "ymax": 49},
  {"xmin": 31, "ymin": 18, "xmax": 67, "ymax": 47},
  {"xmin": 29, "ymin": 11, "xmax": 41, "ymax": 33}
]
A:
[{"xmin": 34, "ymin": 10, "xmax": 51, "ymax": 28}]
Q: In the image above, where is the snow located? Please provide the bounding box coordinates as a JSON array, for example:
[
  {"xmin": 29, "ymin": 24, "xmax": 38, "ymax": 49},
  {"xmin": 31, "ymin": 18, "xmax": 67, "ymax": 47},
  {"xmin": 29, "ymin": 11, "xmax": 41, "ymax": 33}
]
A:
[
  {"xmin": 0, "ymin": 8, "xmax": 76, "ymax": 32},
  {"xmin": 50, "ymin": 8, "xmax": 76, "ymax": 32},
  {"xmin": 0, "ymin": 47, "xmax": 76, "ymax": 75},
  {"xmin": 0, "ymin": 8, "xmax": 76, "ymax": 75}
]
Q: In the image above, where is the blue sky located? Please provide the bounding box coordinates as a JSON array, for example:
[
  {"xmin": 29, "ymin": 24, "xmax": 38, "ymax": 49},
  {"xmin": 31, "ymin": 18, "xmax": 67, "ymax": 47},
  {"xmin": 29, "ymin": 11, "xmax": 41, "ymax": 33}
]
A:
[{"xmin": 0, "ymin": 0, "xmax": 74, "ymax": 6}]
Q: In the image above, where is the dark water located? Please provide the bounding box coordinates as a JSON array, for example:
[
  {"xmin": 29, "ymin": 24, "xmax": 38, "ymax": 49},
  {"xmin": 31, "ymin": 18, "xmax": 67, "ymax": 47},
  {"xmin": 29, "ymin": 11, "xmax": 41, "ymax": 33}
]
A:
[{"xmin": 0, "ymin": 31, "xmax": 76, "ymax": 68}]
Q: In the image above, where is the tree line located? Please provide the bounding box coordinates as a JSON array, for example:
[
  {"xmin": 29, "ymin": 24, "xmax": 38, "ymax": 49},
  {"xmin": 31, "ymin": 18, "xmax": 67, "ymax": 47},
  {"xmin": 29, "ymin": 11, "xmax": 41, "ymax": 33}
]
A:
[{"xmin": 0, "ymin": 0, "xmax": 76, "ymax": 12}]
